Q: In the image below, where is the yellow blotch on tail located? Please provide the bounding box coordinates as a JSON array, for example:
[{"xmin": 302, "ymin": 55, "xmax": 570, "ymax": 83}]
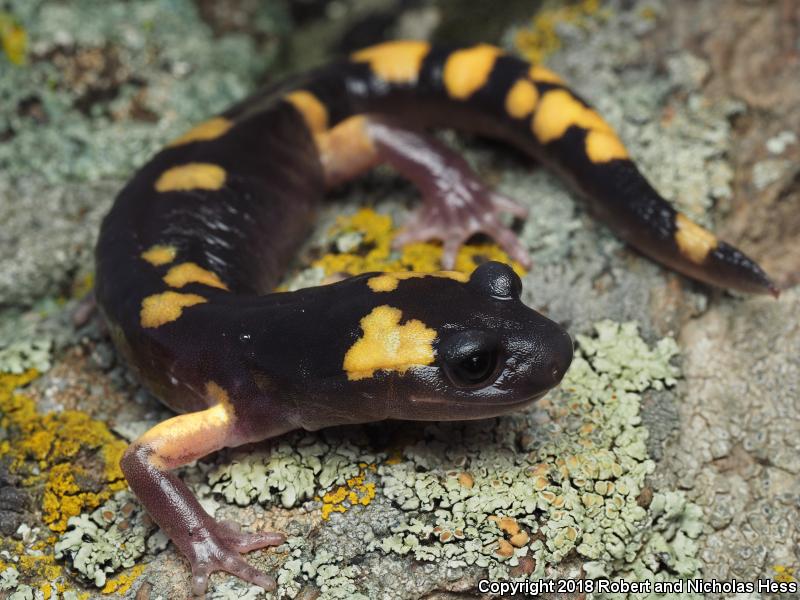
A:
[
  {"xmin": 443, "ymin": 44, "xmax": 504, "ymax": 100},
  {"xmin": 141, "ymin": 244, "xmax": 177, "ymax": 266},
  {"xmin": 343, "ymin": 305, "xmax": 437, "ymax": 381},
  {"xmin": 163, "ymin": 262, "xmax": 228, "ymax": 290},
  {"xmin": 584, "ymin": 129, "xmax": 628, "ymax": 163},
  {"xmin": 674, "ymin": 213, "xmax": 718, "ymax": 264},
  {"xmin": 285, "ymin": 90, "xmax": 329, "ymax": 134},
  {"xmin": 140, "ymin": 291, "xmax": 207, "ymax": 328},
  {"xmin": 155, "ymin": 163, "xmax": 226, "ymax": 192},
  {"xmin": 532, "ymin": 89, "xmax": 628, "ymax": 163},
  {"xmin": 351, "ymin": 40, "xmax": 431, "ymax": 84},
  {"xmin": 167, "ymin": 117, "xmax": 233, "ymax": 147},
  {"xmin": 367, "ymin": 271, "xmax": 468, "ymax": 292},
  {"xmin": 505, "ymin": 78, "xmax": 539, "ymax": 119}
]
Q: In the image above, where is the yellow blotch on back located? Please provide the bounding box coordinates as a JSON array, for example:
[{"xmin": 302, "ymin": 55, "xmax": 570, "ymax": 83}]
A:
[
  {"xmin": 367, "ymin": 271, "xmax": 469, "ymax": 292},
  {"xmin": 163, "ymin": 262, "xmax": 228, "ymax": 290},
  {"xmin": 155, "ymin": 163, "xmax": 226, "ymax": 192},
  {"xmin": 140, "ymin": 291, "xmax": 207, "ymax": 328},
  {"xmin": 285, "ymin": 90, "xmax": 329, "ymax": 134},
  {"xmin": 167, "ymin": 117, "xmax": 233, "ymax": 147},
  {"xmin": 674, "ymin": 213, "xmax": 718, "ymax": 264},
  {"xmin": 343, "ymin": 305, "xmax": 437, "ymax": 381},
  {"xmin": 141, "ymin": 244, "xmax": 177, "ymax": 266},
  {"xmin": 351, "ymin": 40, "xmax": 431, "ymax": 84},
  {"xmin": 443, "ymin": 44, "xmax": 504, "ymax": 100},
  {"xmin": 505, "ymin": 78, "xmax": 539, "ymax": 119}
]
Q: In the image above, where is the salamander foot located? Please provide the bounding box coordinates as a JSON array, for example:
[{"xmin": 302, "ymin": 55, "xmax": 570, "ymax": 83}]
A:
[
  {"xmin": 393, "ymin": 179, "xmax": 530, "ymax": 270},
  {"xmin": 187, "ymin": 520, "xmax": 285, "ymax": 596}
]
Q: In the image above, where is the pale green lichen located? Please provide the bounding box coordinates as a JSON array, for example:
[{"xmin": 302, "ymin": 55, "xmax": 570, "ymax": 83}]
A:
[
  {"xmin": 54, "ymin": 490, "xmax": 164, "ymax": 588},
  {"xmin": 0, "ymin": 0, "xmax": 285, "ymax": 183},
  {"xmin": 0, "ymin": 302, "xmax": 59, "ymax": 374},
  {"xmin": 370, "ymin": 320, "xmax": 681, "ymax": 581},
  {"xmin": 209, "ymin": 438, "xmax": 375, "ymax": 510}
]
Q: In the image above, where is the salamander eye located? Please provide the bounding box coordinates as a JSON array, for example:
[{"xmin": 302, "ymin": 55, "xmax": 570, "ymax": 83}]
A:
[
  {"xmin": 440, "ymin": 330, "xmax": 502, "ymax": 388},
  {"xmin": 450, "ymin": 349, "xmax": 498, "ymax": 386}
]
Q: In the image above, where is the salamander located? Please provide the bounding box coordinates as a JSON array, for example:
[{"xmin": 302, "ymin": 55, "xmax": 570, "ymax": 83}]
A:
[{"xmin": 95, "ymin": 40, "xmax": 776, "ymax": 594}]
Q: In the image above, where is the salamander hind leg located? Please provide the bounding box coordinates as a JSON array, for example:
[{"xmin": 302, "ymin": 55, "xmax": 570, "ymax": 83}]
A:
[
  {"xmin": 120, "ymin": 383, "xmax": 285, "ymax": 595},
  {"xmin": 369, "ymin": 120, "xmax": 530, "ymax": 269},
  {"xmin": 316, "ymin": 115, "xmax": 530, "ymax": 269}
]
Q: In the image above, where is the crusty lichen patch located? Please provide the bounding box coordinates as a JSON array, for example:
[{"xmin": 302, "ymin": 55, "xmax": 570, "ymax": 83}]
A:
[
  {"xmin": 0, "ymin": 369, "xmax": 139, "ymax": 596},
  {"xmin": 0, "ymin": 370, "xmax": 128, "ymax": 533}
]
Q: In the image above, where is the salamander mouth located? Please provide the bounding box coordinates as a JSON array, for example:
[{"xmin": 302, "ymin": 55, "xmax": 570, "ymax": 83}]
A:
[{"xmin": 401, "ymin": 389, "xmax": 551, "ymax": 421}]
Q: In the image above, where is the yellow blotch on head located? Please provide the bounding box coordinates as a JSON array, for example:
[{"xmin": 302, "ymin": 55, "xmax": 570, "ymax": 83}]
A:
[
  {"xmin": 141, "ymin": 244, "xmax": 177, "ymax": 266},
  {"xmin": 443, "ymin": 44, "xmax": 504, "ymax": 100},
  {"xmin": 531, "ymin": 89, "xmax": 615, "ymax": 145},
  {"xmin": 343, "ymin": 305, "xmax": 437, "ymax": 381},
  {"xmin": 155, "ymin": 163, "xmax": 226, "ymax": 193},
  {"xmin": 367, "ymin": 271, "xmax": 469, "ymax": 292},
  {"xmin": 351, "ymin": 40, "xmax": 431, "ymax": 84},
  {"xmin": 163, "ymin": 262, "xmax": 228, "ymax": 290},
  {"xmin": 140, "ymin": 291, "xmax": 207, "ymax": 328},
  {"xmin": 505, "ymin": 78, "xmax": 539, "ymax": 119},
  {"xmin": 285, "ymin": 90, "xmax": 329, "ymax": 134},
  {"xmin": 167, "ymin": 117, "xmax": 233, "ymax": 147},
  {"xmin": 529, "ymin": 65, "xmax": 564, "ymax": 84},
  {"xmin": 674, "ymin": 213, "xmax": 718, "ymax": 264},
  {"xmin": 584, "ymin": 129, "xmax": 628, "ymax": 163}
]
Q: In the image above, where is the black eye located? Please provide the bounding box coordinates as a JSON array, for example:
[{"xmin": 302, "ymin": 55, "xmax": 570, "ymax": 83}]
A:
[{"xmin": 452, "ymin": 350, "xmax": 498, "ymax": 385}]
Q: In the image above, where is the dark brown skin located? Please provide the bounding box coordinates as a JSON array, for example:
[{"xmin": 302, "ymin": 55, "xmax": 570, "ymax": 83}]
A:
[{"xmin": 96, "ymin": 41, "xmax": 775, "ymax": 595}]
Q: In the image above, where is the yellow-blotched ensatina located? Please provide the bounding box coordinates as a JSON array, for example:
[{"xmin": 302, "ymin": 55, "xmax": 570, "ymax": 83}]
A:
[{"xmin": 94, "ymin": 41, "xmax": 776, "ymax": 594}]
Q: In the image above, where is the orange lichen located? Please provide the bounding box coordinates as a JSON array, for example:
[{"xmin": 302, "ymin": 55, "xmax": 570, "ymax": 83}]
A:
[
  {"xmin": 320, "ymin": 466, "xmax": 377, "ymax": 520},
  {"xmin": 312, "ymin": 208, "xmax": 525, "ymax": 280},
  {"xmin": 0, "ymin": 370, "xmax": 128, "ymax": 533}
]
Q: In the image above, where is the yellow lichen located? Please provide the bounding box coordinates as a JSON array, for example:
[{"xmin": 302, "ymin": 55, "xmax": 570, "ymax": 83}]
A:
[
  {"xmin": 320, "ymin": 467, "xmax": 377, "ymax": 520},
  {"xmin": 0, "ymin": 12, "xmax": 27, "ymax": 65},
  {"xmin": 773, "ymin": 565, "xmax": 797, "ymax": 583},
  {"xmin": 312, "ymin": 208, "xmax": 525, "ymax": 280},
  {"xmin": 514, "ymin": 0, "xmax": 604, "ymax": 64},
  {"xmin": 0, "ymin": 370, "xmax": 128, "ymax": 533},
  {"xmin": 101, "ymin": 564, "xmax": 145, "ymax": 595},
  {"xmin": 71, "ymin": 272, "xmax": 95, "ymax": 299}
]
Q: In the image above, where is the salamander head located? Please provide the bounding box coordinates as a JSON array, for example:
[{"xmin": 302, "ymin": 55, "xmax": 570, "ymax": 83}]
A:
[{"xmin": 352, "ymin": 261, "xmax": 574, "ymax": 421}]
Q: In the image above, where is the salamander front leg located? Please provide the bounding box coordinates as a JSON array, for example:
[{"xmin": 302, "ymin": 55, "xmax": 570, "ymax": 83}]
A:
[
  {"xmin": 120, "ymin": 394, "xmax": 285, "ymax": 595},
  {"xmin": 318, "ymin": 116, "xmax": 530, "ymax": 269}
]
